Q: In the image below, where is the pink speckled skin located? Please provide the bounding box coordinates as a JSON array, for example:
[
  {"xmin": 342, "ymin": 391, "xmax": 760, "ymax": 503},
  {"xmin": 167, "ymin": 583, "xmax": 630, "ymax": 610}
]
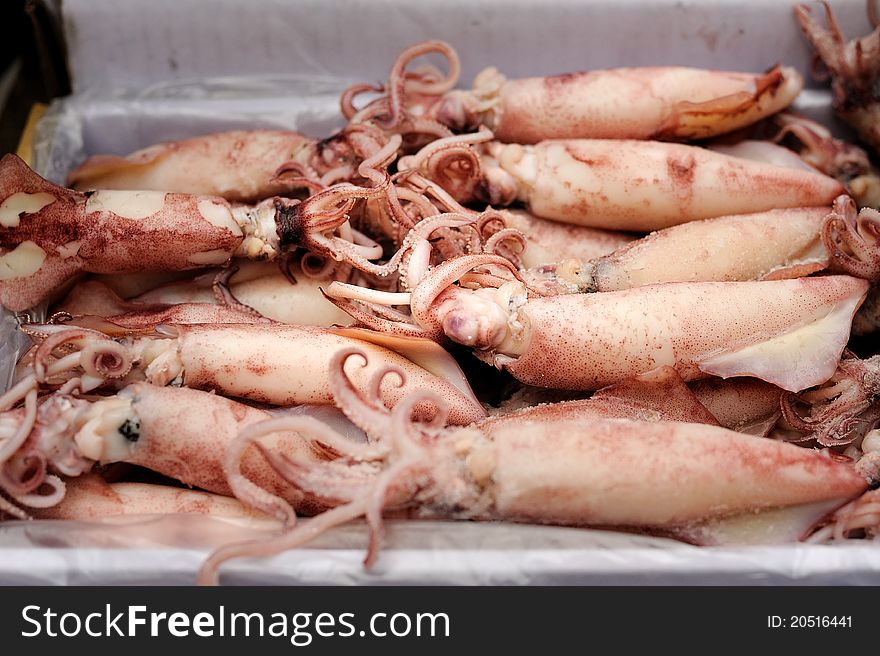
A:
[
  {"xmin": 491, "ymin": 66, "xmax": 802, "ymax": 144},
  {"xmin": 517, "ymin": 140, "xmax": 844, "ymax": 231},
  {"xmin": 35, "ymin": 474, "xmax": 269, "ymax": 520},
  {"xmin": 67, "ymin": 130, "xmax": 313, "ymax": 203},
  {"xmin": 174, "ymin": 324, "xmax": 486, "ymax": 426},
  {"xmin": 473, "ymin": 417, "xmax": 867, "ymax": 527},
  {"xmin": 502, "ymin": 276, "xmax": 867, "ymax": 391},
  {"xmin": 586, "ymin": 207, "xmax": 830, "ymax": 290},
  {"xmin": 0, "ymin": 155, "xmax": 243, "ymax": 311}
]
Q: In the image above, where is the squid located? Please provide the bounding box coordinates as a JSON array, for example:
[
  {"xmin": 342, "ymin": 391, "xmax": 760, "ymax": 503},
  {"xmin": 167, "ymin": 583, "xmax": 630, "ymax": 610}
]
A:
[
  {"xmin": 770, "ymin": 113, "xmax": 880, "ymax": 209},
  {"xmin": 197, "ymin": 349, "xmax": 869, "ymax": 584},
  {"xmin": 57, "ymin": 261, "xmax": 355, "ymax": 328},
  {"xmin": 439, "ymin": 66, "xmax": 802, "ymax": 145},
  {"xmin": 0, "ymin": 153, "xmax": 395, "ymax": 312},
  {"xmin": 66, "ymin": 128, "xmax": 379, "ymax": 203},
  {"xmin": 32, "ymin": 475, "xmax": 272, "ymax": 522},
  {"xmin": 327, "ymin": 254, "xmax": 868, "ymax": 392},
  {"xmin": 347, "ymin": 40, "xmax": 803, "ymax": 143},
  {"xmin": 563, "ymin": 206, "xmax": 832, "ymax": 292},
  {"xmin": 400, "ymin": 134, "xmax": 845, "ymax": 231},
  {"xmin": 566, "ymin": 191, "xmax": 879, "ymax": 290},
  {"xmin": 0, "ymin": 322, "xmax": 486, "ymax": 426},
  {"xmin": 0, "ymin": 383, "xmax": 344, "ymax": 520},
  {"xmin": 707, "ymin": 114, "xmax": 880, "ymax": 210},
  {"xmin": 796, "ymin": 1, "xmax": 880, "ymax": 154}
]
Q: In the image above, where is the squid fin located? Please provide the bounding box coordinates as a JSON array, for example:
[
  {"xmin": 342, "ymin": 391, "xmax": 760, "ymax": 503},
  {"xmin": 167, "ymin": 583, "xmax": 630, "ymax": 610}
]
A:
[
  {"xmin": 697, "ymin": 287, "xmax": 866, "ymax": 392},
  {"xmin": 671, "ymin": 498, "xmax": 851, "ymax": 546}
]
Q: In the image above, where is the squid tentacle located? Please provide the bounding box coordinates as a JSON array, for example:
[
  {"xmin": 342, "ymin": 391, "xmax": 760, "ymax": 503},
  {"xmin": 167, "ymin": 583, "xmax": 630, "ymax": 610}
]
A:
[{"xmin": 822, "ymin": 195, "xmax": 880, "ymax": 281}]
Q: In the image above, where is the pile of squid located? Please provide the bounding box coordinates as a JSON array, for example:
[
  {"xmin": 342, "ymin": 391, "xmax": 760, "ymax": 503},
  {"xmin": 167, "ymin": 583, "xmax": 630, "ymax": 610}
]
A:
[{"xmin": 2, "ymin": 2, "xmax": 880, "ymax": 585}]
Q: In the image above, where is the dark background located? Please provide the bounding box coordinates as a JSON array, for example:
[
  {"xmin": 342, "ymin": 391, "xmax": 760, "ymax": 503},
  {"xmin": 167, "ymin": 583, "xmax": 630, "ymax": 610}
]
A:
[{"xmin": 0, "ymin": 0, "xmax": 69, "ymax": 155}]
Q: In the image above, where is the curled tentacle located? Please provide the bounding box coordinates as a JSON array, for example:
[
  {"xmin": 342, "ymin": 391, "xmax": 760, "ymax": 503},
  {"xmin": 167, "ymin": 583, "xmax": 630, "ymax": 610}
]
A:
[
  {"xmin": 341, "ymin": 82, "xmax": 384, "ymax": 120},
  {"xmin": 425, "ymin": 145, "xmax": 483, "ymax": 202},
  {"xmin": 394, "ymin": 184, "xmax": 442, "ymax": 221},
  {"xmin": 822, "ymin": 195, "xmax": 880, "ymax": 280},
  {"xmin": 0, "ymin": 449, "xmax": 47, "ymax": 495},
  {"xmin": 475, "ymin": 210, "xmax": 527, "ymax": 266},
  {"xmin": 0, "ymin": 351, "xmax": 82, "ymax": 412},
  {"xmin": 779, "ymin": 355, "xmax": 880, "ymax": 446},
  {"xmin": 223, "ymin": 418, "xmax": 300, "ymax": 526},
  {"xmin": 32, "ymin": 327, "xmax": 116, "ymax": 383},
  {"xmin": 2, "ymin": 390, "xmax": 125, "ymax": 519},
  {"xmin": 10, "ymin": 474, "xmax": 66, "ymax": 509},
  {"xmin": 339, "ymin": 210, "xmax": 480, "ymax": 283},
  {"xmin": 0, "ymin": 329, "xmax": 122, "ymax": 406},
  {"xmin": 353, "ymin": 133, "xmax": 416, "ymax": 235},
  {"xmin": 397, "ymin": 43, "xmax": 460, "ymax": 96},
  {"xmin": 79, "ymin": 340, "xmax": 133, "ymax": 380},
  {"xmin": 327, "ymin": 348, "xmax": 397, "ymax": 444},
  {"xmin": 400, "ymin": 212, "xmax": 480, "ymax": 283},
  {"xmin": 397, "ymin": 129, "xmax": 493, "ymax": 203},
  {"xmin": 289, "ymin": 190, "xmax": 389, "ymax": 274},
  {"xmin": 482, "ymin": 227, "xmax": 527, "ymax": 266},
  {"xmin": 298, "ymin": 253, "xmax": 338, "ymax": 280},
  {"xmin": 355, "ymin": 133, "xmax": 401, "ymax": 187},
  {"xmin": 376, "ymin": 40, "xmax": 461, "ymax": 131},
  {"xmin": 400, "ymin": 170, "xmax": 474, "ymax": 215},
  {"xmin": 271, "ymin": 161, "xmax": 325, "ymax": 196},
  {"xmin": 367, "ymin": 366, "xmax": 405, "ymax": 410},
  {"xmin": 288, "ymin": 137, "xmax": 425, "ymax": 275}
]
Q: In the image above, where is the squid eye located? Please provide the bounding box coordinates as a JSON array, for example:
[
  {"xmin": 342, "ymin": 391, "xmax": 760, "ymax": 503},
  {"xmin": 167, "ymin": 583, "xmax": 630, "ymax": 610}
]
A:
[{"xmin": 118, "ymin": 418, "xmax": 140, "ymax": 442}]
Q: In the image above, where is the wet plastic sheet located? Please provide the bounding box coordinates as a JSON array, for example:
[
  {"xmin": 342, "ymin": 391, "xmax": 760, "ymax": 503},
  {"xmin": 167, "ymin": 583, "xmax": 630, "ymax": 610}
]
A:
[
  {"xmin": 2, "ymin": 0, "xmax": 880, "ymax": 584},
  {"xmin": 3, "ymin": 517, "xmax": 880, "ymax": 585}
]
